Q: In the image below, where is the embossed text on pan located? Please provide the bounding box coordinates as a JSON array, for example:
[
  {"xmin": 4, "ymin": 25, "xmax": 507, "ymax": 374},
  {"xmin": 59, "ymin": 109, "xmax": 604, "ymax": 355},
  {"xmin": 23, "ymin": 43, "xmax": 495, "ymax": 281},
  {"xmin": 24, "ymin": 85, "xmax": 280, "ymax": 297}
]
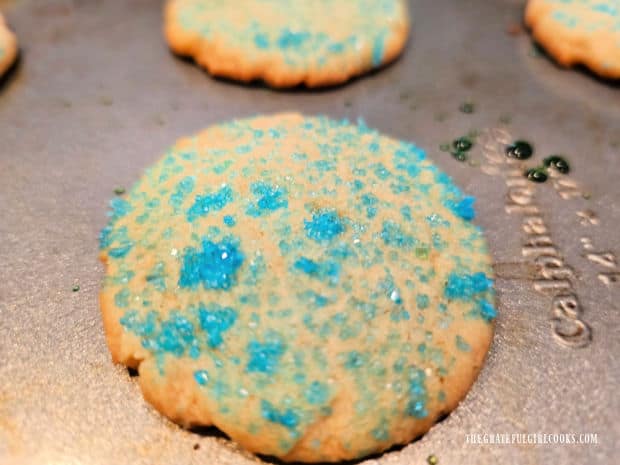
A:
[{"xmin": 481, "ymin": 128, "xmax": 593, "ymax": 348}]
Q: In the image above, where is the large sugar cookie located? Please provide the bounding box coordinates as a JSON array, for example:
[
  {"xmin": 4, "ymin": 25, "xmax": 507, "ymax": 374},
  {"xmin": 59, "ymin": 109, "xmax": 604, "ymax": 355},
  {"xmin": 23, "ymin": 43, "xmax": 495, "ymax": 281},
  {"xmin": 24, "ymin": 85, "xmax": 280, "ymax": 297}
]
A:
[
  {"xmin": 0, "ymin": 13, "xmax": 17, "ymax": 77},
  {"xmin": 526, "ymin": 0, "xmax": 620, "ymax": 79},
  {"xmin": 164, "ymin": 0, "xmax": 410, "ymax": 88},
  {"xmin": 99, "ymin": 114, "xmax": 496, "ymax": 462}
]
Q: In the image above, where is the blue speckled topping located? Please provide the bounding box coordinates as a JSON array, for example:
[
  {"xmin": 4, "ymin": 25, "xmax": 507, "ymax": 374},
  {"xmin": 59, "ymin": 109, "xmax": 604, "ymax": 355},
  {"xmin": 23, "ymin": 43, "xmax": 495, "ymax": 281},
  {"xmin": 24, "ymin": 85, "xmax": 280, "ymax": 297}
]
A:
[
  {"xmin": 531, "ymin": 0, "xmax": 620, "ymax": 75},
  {"xmin": 546, "ymin": 0, "xmax": 620, "ymax": 29},
  {"xmin": 168, "ymin": 0, "xmax": 409, "ymax": 73},
  {"xmin": 100, "ymin": 113, "xmax": 496, "ymax": 460}
]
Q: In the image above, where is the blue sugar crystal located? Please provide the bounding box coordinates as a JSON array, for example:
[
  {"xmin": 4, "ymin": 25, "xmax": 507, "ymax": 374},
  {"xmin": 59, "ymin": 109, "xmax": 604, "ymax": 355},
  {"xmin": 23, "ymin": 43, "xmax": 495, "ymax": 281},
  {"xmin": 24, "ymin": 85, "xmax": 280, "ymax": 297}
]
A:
[
  {"xmin": 380, "ymin": 221, "xmax": 415, "ymax": 249},
  {"xmin": 179, "ymin": 238, "xmax": 244, "ymax": 290},
  {"xmin": 246, "ymin": 182, "xmax": 288, "ymax": 217},
  {"xmin": 304, "ymin": 209, "xmax": 345, "ymax": 243},
  {"xmin": 187, "ymin": 185, "xmax": 233, "ymax": 221},
  {"xmin": 293, "ymin": 257, "xmax": 340, "ymax": 285},
  {"xmin": 193, "ymin": 370, "xmax": 210, "ymax": 386},
  {"xmin": 261, "ymin": 400, "xmax": 300, "ymax": 429},
  {"xmin": 197, "ymin": 304, "xmax": 238, "ymax": 348},
  {"xmin": 304, "ymin": 381, "xmax": 329, "ymax": 405},
  {"xmin": 444, "ymin": 272, "xmax": 492, "ymax": 301},
  {"xmin": 246, "ymin": 332, "xmax": 286, "ymax": 374},
  {"xmin": 445, "ymin": 196, "xmax": 476, "ymax": 221}
]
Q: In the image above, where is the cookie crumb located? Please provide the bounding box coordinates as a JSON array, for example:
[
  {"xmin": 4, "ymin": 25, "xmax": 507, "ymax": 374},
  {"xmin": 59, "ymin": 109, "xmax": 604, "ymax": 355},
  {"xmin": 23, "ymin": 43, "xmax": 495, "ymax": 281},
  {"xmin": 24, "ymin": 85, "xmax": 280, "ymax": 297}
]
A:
[
  {"xmin": 506, "ymin": 22, "xmax": 523, "ymax": 36},
  {"xmin": 193, "ymin": 443, "xmax": 200, "ymax": 450}
]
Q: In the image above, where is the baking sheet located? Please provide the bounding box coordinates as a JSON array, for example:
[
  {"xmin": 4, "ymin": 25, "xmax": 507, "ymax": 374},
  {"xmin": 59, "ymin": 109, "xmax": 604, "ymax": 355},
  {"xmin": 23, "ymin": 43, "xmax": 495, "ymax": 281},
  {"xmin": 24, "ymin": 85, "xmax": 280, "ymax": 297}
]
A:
[{"xmin": 0, "ymin": 0, "xmax": 618, "ymax": 464}]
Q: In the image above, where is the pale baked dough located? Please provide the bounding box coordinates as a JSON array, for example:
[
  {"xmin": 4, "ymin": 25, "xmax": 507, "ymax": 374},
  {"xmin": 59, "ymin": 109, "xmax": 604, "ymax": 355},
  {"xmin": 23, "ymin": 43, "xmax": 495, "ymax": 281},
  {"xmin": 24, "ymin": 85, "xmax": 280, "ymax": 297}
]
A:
[
  {"xmin": 526, "ymin": 0, "xmax": 620, "ymax": 79},
  {"xmin": 0, "ymin": 13, "xmax": 17, "ymax": 77},
  {"xmin": 100, "ymin": 114, "xmax": 497, "ymax": 462},
  {"xmin": 164, "ymin": 0, "xmax": 410, "ymax": 87}
]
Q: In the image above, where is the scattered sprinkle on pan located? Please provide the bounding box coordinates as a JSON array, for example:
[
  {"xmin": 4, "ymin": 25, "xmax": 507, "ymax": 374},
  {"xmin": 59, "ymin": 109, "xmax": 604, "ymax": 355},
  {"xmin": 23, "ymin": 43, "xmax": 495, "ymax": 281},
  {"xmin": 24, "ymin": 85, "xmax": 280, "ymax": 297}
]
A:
[
  {"xmin": 459, "ymin": 102, "xmax": 475, "ymax": 114},
  {"xmin": 505, "ymin": 140, "xmax": 533, "ymax": 160},
  {"xmin": 525, "ymin": 167, "xmax": 548, "ymax": 183},
  {"xmin": 543, "ymin": 155, "xmax": 570, "ymax": 174}
]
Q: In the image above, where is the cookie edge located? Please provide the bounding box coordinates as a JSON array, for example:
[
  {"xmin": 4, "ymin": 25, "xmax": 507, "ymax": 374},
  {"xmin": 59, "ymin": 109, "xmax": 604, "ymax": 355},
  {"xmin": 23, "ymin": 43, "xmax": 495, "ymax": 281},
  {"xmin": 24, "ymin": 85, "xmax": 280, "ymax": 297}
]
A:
[
  {"xmin": 0, "ymin": 14, "xmax": 18, "ymax": 77},
  {"xmin": 525, "ymin": 0, "xmax": 620, "ymax": 80},
  {"xmin": 162, "ymin": 0, "xmax": 411, "ymax": 88}
]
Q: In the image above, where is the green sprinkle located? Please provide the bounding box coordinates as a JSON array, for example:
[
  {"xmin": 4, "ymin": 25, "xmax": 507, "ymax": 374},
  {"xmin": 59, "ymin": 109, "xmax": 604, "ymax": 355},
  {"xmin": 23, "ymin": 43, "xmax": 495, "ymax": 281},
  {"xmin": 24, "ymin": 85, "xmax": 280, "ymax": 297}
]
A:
[
  {"xmin": 439, "ymin": 143, "xmax": 450, "ymax": 152},
  {"xmin": 525, "ymin": 167, "xmax": 548, "ymax": 183},
  {"xmin": 459, "ymin": 102, "xmax": 475, "ymax": 114},
  {"xmin": 451, "ymin": 151, "xmax": 468, "ymax": 162},
  {"xmin": 543, "ymin": 155, "xmax": 570, "ymax": 174},
  {"xmin": 506, "ymin": 141, "xmax": 533, "ymax": 160},
  {"xmin": 453, "ymin": 137, "xmax": 473, "ymax": 152},
  {"xmin": 114, "ymin": 187, "xmax": 126, "ymax": 195},
  {"xmin": 415, "ymin": 246, "xmax": 429, "ymax": 259},
  {"xmin": 72, "ymin": 284, "xmax": 80, "ymax": 292},
  {"xmin": 427, "ymin": 454, "xmax": 438, "ymax": 465}
]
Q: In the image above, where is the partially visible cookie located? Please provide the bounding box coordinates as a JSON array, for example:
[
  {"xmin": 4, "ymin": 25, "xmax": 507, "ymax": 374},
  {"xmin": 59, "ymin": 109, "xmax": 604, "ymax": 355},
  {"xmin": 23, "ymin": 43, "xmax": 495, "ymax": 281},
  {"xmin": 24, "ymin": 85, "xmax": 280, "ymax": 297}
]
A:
[
  {"xmin": 99, "ymin": 114, "xmax": 497, "ymax": 462},
  {"xmin": 525, "ymin": 0, "xmax": 620, "ymax": 79},
  {"xmin": 164, "ymin": 0, "xmax": 410, "ymax": 88},
  {"xmin": 0, "ymin": 13, "xmax": 18, "ymax": 77}
]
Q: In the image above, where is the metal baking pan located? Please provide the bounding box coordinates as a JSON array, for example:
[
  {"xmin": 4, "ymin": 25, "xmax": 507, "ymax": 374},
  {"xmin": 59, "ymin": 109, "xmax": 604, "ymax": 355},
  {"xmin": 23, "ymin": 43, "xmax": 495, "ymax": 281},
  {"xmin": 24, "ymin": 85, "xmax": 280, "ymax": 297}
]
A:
[{"xmin": 0, "ymin": 0, "xmax": 618, "ymax": 464}]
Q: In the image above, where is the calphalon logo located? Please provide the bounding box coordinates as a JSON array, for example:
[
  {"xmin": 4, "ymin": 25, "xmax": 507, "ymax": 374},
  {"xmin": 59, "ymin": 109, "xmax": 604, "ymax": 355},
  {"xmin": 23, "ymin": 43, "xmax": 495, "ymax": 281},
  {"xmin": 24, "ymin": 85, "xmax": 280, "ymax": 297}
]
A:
[{"xmin": 476, "ymin": 128, "xmax": 619, "ymax": 348}]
